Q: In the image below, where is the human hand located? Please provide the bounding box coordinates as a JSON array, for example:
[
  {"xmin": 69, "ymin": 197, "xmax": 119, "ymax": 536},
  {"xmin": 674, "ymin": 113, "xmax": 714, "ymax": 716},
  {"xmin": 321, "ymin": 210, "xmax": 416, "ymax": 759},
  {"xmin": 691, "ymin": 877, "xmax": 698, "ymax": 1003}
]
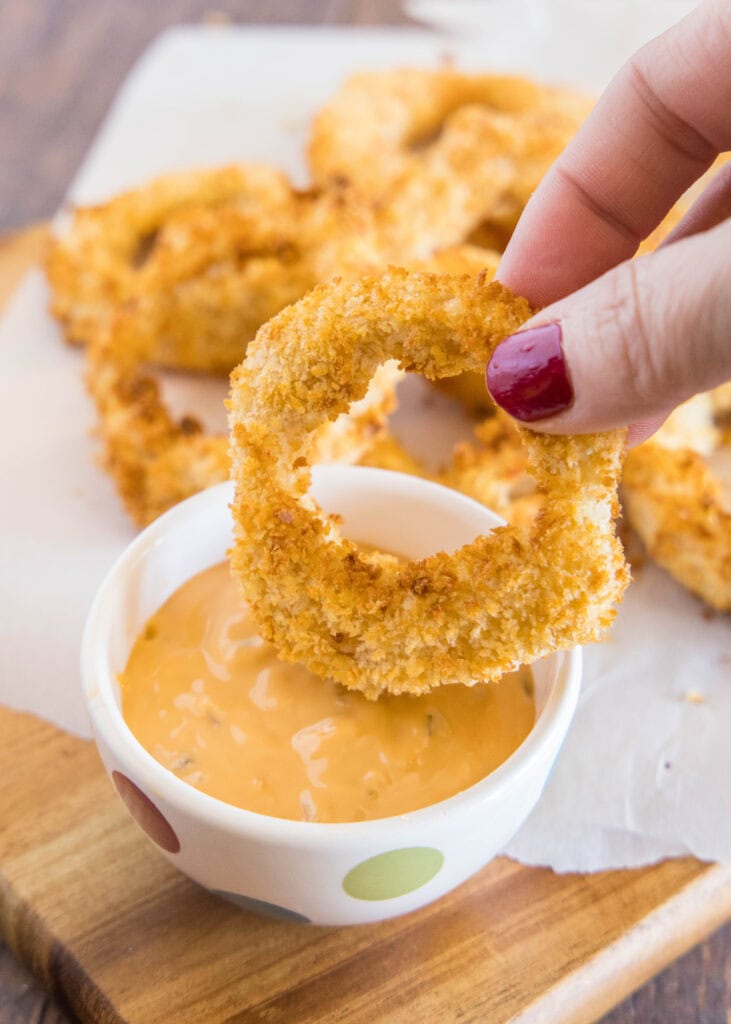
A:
[{"xmin": 488, "ymin": 0, "xmax": 731, "ymax": 445}]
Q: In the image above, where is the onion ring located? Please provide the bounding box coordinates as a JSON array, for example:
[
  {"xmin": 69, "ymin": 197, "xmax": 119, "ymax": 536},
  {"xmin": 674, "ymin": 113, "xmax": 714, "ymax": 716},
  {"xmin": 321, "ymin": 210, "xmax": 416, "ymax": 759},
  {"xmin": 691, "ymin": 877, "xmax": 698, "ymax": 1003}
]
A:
[
  {"xmin": 387, "ymin": 102, "xmax": 589, "ymax": 251},
  {"xmin": 407, "ymin": 242, "xmax": 501, "ymax": 412},
  {"xmin": 59, "ymin": 178, "xmax": 498, "ymax": 524},
  {"xmin": 622, "ymin": 391, "xmax": 731, "ymax": 610},
  {"xmin": 309, "ymin": 69, "xmax": 591, "ymax": 249},
  {"xmin": 48, "ymin": 166, "xmax": 385, "ymax": 374},
  {"xmin": 310, "ymin": 68, "xmax": 589, "ymax": 193},
  {"xmin": 86, "ymin": 313, "xmax": 400, "ymax": 527},
  {"xmin": 229, "ymin": 269, "xmax": 628, "ymax": 697}
]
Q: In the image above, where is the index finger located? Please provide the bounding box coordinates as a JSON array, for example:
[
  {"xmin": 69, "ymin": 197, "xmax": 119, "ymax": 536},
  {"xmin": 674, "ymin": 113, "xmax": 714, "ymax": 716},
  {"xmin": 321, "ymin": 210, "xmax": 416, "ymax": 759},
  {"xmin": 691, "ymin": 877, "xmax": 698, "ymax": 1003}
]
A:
[{"xmin": 498, "ymin": 0, "xmax": 731, "ymax": 307}]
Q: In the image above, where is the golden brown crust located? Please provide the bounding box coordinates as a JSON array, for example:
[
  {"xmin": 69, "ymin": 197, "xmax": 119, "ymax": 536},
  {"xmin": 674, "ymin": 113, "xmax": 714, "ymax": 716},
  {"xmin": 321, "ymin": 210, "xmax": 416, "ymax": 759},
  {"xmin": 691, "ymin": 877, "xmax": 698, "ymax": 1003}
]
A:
[
  {"xmin": 229, "ymin": 269, "xmax": 628, "ymax": 697},
  {"xmin": 86, "ymin": 315, "xmax": 400, "ymax": 528},
  {"xmin": 47, "ymin": 163, "xmax": 509, "ymax": 389},
  {"xmin": 309, "ymin": 69, "xmax": 589, "ymax": 192},
  {"xmin": 48, "ymin": 168, "xmax": 402, "ymax": 525},
  {"xmin": 51, "ymin": 171, "xmax": 505, "ymax": 525},
  {"xmin": 406, "ymin": 242, "xmax": 501, "ymax": 413},
  {"xmin": 48, "ymin": 167, "xmax": 292, "ymax": 369},
  {"xmin": 622, "ymin": 392, "xmax": 731, "ymax": 610},
  {"xmin": 309, "ymin": 69, "xmax": 592, "ymax": 251},
  {"xmin": 47, "ymin": 166, "xmax": 388, "ymax": 374}
]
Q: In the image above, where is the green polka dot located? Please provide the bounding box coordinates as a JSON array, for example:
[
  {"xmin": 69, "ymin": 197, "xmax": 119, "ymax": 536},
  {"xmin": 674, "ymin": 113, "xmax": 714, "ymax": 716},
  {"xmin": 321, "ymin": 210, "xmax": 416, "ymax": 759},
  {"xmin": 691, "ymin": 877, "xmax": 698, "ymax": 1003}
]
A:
[{"xmin": 343, "ymin": 847, "xmax": 444, "ymax": 901}]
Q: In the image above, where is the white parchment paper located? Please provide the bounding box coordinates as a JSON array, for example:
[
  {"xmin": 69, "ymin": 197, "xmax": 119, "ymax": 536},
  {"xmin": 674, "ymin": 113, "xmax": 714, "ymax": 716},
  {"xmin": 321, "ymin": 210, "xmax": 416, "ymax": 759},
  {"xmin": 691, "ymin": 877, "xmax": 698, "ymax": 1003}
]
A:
[{"xmin": 1, "ymin": 20, "xmax": 728, "ymax": 872}]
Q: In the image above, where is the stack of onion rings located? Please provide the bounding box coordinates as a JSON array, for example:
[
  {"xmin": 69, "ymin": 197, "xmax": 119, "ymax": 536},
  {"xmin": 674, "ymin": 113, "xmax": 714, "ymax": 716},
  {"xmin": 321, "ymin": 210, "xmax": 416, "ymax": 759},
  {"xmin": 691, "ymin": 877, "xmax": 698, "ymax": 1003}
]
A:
[
  {"xmin": 229, "ymin": 269, "xmax": 628, "ymax": 697},
  {"xmin": 56, "ymin": 169, "xmax": 504, "ymax": 525}
]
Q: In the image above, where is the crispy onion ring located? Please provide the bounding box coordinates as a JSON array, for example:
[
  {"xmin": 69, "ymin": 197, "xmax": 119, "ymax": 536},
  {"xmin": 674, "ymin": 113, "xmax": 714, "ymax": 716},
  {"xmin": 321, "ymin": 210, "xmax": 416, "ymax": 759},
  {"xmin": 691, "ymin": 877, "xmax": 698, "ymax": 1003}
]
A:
[
  {"xmin": 59, "ymin": 166, "xmax": 497, "ymax": 525},
  {"xmin": 48, "ymin": 167, "xmax": 292, "ymax": 369},
  {"xmin": 310, "ymin": 69, "xmax": 589, "ymax": 193},
  {"xmin": 309, "ymin": 69, "xmax": 592, "ymax": 249},
  {"xmin": 380, "ymin": 103, "xmax": 591, "ymax": 254},
  {"xmin": 48, "ymin": 167, "xmax": 385, "ymax": 374},
  {"xmin": 47, "ymin": 164, "xmax": 502, "ymax": 379},
  {"xmin": 229, "ymin": 269, "xmax": 628, "ymax": 697},
  {"xmin": 622, "ymin": 392, "xmax": 731, "ymax": 611},
  {"xmin": 86, "ymin": 313, "xmax": 399, "ymax": 527}
]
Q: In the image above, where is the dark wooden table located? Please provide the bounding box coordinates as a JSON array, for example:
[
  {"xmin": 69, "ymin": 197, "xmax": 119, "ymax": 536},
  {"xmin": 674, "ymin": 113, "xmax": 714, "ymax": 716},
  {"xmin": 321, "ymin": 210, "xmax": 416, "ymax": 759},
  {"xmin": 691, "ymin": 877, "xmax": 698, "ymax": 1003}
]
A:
[{"xmin": 1, "ymin": 2, "xmax": 729, "ymax": 1021}]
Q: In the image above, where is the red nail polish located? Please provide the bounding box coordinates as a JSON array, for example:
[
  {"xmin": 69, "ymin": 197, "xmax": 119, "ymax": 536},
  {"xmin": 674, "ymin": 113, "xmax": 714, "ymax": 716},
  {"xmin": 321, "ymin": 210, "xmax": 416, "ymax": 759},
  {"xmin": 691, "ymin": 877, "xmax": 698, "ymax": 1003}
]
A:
[{"xmin": 486, "ymin": 322, "xmax": 574, "ymax": 422}]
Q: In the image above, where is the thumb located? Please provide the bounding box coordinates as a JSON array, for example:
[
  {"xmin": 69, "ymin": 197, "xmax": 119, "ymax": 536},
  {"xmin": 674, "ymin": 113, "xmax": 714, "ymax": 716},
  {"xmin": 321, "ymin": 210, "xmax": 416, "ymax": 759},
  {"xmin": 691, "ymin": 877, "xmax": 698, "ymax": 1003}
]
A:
[{"xmin": 487, "ymin": 218, "xmax": 731, "ymax": 442}]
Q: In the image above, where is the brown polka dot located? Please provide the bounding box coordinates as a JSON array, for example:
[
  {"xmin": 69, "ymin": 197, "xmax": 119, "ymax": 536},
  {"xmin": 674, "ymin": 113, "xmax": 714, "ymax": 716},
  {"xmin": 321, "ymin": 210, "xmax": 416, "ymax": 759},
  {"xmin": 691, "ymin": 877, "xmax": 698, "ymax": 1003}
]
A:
[{"xmin": 112, "ymin": 771, "xmax": 180, "ymax": 853}]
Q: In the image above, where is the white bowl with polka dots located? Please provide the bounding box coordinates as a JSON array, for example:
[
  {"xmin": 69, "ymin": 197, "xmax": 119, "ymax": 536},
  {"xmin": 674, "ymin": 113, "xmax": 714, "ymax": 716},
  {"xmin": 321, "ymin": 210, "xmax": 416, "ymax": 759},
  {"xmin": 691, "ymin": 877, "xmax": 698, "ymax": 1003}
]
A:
[{"xmin": 82, "ymin": 467, "xmax": 581, "ymax": 926}]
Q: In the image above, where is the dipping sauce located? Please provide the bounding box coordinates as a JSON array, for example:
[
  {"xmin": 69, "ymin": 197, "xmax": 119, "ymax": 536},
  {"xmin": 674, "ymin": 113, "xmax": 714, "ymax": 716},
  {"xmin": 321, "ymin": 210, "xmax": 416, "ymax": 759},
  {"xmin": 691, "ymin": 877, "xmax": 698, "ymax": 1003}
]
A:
[{"xmin": 121, "ymin": 563, "xmax": 535, "ymax": 823}]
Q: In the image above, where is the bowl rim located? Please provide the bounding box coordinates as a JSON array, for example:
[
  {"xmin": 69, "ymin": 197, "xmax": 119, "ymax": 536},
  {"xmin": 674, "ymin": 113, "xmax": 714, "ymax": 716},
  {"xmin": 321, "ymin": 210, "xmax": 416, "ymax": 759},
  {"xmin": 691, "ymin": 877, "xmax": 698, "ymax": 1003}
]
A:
[{"xmin": 82, "ymin": 472, "xmax": 582, "ymax": 848}]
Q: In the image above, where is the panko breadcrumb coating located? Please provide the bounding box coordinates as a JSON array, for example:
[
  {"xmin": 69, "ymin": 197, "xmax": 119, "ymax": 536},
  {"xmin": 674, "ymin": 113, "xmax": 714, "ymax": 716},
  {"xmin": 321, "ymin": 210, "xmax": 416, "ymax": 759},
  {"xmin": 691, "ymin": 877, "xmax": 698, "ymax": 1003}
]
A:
[
  {"xmin": 47, "ymin": 167, "xmax": 387, "ymax": 374},
  {"xmin": 406, "ymin": 243, "xmax": 501, "ymax": 413},
  {"xmin": 53, "ymin": 73, "xmax": 722, "ymax": 532},
  {"xmin": 86, "ymin": 314, "xmax": 400, "ymax": 527},
  {"xmin": 622, "ymin": 391, "xmax": 731, "ymax": 610},
  {"xmin": 53, "ymin": 172, "xmax": 502, "ymax": 525},
  {"xmin": 309, "ymin": 68, "xmax": 590, "ymax": 197},
  {"xmin": 309, "ymin": 68, "xmax": 592, "ymax": 248},
  {"xmin": 229, "ymin": 269, "xmax": 628, "ymax": 697}
]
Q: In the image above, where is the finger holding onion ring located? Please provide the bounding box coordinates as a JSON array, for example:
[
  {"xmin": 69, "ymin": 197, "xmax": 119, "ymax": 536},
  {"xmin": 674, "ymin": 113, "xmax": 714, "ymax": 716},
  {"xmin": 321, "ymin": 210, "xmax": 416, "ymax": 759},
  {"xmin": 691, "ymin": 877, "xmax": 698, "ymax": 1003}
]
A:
[{"xmin": 229, "ymin": 269, "xmax": 629, "ymax": 698}]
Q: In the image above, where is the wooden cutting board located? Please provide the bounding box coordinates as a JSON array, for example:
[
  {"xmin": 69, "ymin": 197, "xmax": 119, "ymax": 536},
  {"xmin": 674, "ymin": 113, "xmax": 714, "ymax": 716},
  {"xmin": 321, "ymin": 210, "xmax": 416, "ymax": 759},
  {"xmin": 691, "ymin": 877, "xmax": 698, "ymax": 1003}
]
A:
[{"xmin": 1, "ymin": 226, "xmax": 730, "ymax": 1024}]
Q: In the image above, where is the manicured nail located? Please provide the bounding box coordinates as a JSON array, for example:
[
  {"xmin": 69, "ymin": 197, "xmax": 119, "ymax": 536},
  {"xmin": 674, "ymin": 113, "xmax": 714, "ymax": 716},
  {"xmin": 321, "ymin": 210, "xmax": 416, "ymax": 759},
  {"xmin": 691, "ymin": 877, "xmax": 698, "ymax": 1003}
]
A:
[{"xmin": 486, "ymin": 322, "xmax": 574, "ymax": 422}]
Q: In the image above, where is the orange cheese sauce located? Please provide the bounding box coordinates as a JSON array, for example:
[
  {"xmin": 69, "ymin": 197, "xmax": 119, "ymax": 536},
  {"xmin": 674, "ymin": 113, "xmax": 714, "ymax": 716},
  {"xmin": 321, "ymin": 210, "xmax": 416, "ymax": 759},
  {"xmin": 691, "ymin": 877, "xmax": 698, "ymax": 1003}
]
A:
[{"xmin": 120, "ymin": 562, "xmax": 534, "ymax": 823}]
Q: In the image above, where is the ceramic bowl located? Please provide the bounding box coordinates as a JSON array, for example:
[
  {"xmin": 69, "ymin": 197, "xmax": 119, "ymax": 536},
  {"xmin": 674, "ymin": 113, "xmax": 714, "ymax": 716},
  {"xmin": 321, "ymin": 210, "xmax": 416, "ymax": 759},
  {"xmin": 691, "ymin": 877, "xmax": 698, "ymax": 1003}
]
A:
[{"xmin": 82, "ymin": 467, "xmax": 581, "ymax": 926}]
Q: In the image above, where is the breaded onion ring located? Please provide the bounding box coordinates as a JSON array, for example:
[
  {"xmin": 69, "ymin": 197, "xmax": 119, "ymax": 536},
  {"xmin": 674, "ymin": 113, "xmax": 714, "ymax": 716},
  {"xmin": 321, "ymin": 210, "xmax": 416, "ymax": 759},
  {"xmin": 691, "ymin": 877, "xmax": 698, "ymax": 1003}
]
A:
[
  {"xmin": 229, "ymin": 269, "xmax": 628, "ymax": 697},
  {"xmin": 48, "ymin": 166, "xmax": 385, "ymax": 374},
  {"xmin": 48, "ymin": 167, "xmax": 291, "ymax": 368},
  {"xmin": 310, "ymin": 68, "xmax": 589, "ymax": 192},
  {"xmin": 382, "ymin": 103, "xmax": 590, "ymax": 253},
  {"xmin": 310, "ymin": 69, "xmax": 591, "ymax": 248},
  {"xmin": 622, "ymin": 392, "xmax": 731, "ymax": 611},
  {"xmin": 407, "ymin": 242, "xmax": 501, "ymax": 412},
  {"xmin": 86, "ymin": 313, "xmax": 400, "ymax": 527}
]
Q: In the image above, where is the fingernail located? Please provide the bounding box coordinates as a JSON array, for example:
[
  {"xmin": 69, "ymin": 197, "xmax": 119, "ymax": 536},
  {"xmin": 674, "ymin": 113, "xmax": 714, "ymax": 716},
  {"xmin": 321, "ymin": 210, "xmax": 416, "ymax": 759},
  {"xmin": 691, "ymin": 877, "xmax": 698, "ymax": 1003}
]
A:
[{"xmin": 486, "ymin": 322, "xmax": 574, "ymax": 422}]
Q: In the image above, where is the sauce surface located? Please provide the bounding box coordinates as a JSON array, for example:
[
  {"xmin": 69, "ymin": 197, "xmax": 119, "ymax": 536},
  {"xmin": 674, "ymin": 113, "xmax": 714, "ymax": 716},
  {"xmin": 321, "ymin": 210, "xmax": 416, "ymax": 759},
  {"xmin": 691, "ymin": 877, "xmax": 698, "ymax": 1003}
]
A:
[{"xmin": 121, "ymin": 562, "xmax": 534, "ymax": 823}]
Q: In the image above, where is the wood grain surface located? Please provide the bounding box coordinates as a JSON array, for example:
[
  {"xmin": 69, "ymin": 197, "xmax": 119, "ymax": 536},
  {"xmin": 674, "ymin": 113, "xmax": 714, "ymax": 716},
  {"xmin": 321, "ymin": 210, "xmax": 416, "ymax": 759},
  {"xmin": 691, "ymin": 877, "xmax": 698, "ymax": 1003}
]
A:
[
  {"xmin": 1, "ymin": 696, "xmax": 731, "ymax": 1024},
  {"xmin": 0, "ymin": 0, "xmax": 413, "ymax": 234},
  {"xmin": 1, "ymin": 3, "xmax": 730, "ymax": 1022}
]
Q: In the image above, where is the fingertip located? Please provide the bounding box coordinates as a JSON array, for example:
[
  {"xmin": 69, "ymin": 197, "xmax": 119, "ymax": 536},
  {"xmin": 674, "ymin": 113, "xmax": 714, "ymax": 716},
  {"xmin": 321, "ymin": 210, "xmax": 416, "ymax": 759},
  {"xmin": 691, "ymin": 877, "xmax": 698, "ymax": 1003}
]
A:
[
  {"xmin": 486, "ymin": 322, "xmax": 574, "ymax": 422},
  {"xmin": 626, "ymin": 414, "xmax": 670, "ymax": 448}
]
